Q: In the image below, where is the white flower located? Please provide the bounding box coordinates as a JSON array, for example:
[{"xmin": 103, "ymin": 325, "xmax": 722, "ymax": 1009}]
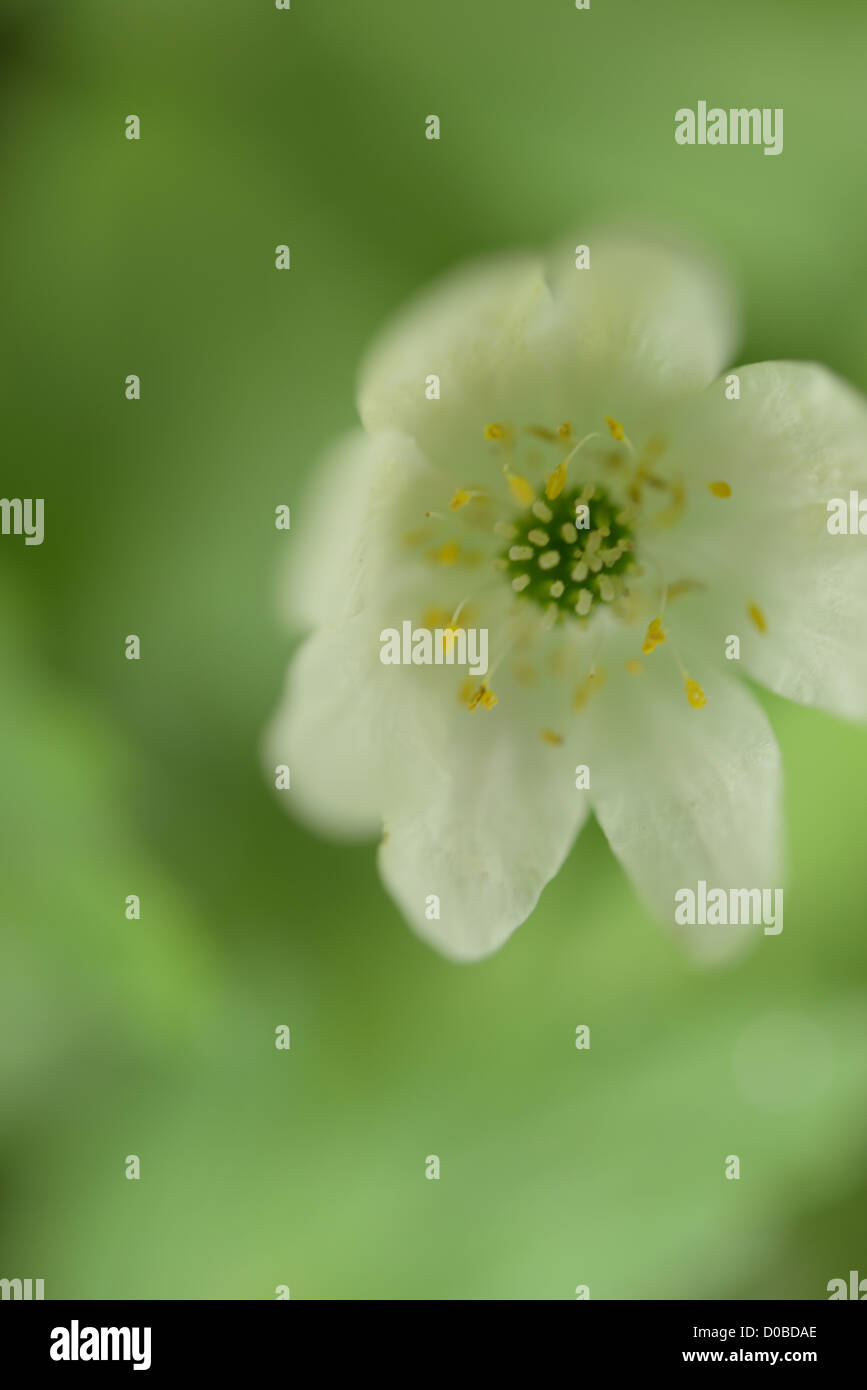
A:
[{"xmin": 266, "ymin": 233, "xmax": 867, "ymax": 962}]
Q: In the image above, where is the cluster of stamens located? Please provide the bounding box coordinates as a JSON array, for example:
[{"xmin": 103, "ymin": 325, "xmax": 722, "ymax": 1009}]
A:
[
  {"xmin": 498, "ymin": 483, "xmax": 635, "ymax": 621},
  {"xmin": 414, "ymin": 415, "xmax": 736, "ymax": 717}
]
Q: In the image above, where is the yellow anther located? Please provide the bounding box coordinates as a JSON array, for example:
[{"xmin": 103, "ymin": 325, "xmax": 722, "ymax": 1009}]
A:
[
  {"xmin": 708, "ymin": 481, "xmax": 732, "ymax": 499},
  {"xmin": 748, "ymin": 601, "xmax": 768, "ymax": 634},
  {"xmin": 432, "ymin": 540, "xmax": 460, "ymax": 565},
  {"xmin": 541, "ymin": 728, "xmax": 564, "ymax": 745},
  {"xmin": 484, "ymin": 423, "xmax": 507, "ymax": 440},
  {"xmin": 625, "ymin": 658, "xmax": 643, "ymax": 675},
  {"xmin": 449, "ymin": 489, "xmax": 471, "ymax": 511},
  {"xmin": 422, "ymin": 606, "xmax": 451, "ymax": 629},
  {"xmin": 642, "ymin": 617, "xmax": 666, "ymax": 654},
  {"xmin": 506, "ymin": 471, "xmax": 535, "ymax": 506},
  {"xmin": 605, "ymin": 415, "xmax": 625, "ymax": 441},
  {"xmin": 465, "ymin": 683, "xmax": 498, "ymax": 712},
  {"xmin": 557, "ymin": 422, "xmax": 572, "ymax": 440},
  {"xmin": 546, "ymin": 459, "xmax": 568, "ymax": 500},
  {"xmin": 685, "ymin": 678, "xmax": 706, "ymax": 710},
  {"xmin": 572, "ymin": 666, "xmax": 607, "ymax": 711},
  {"xmin": 666, "ymin": 578, "xmax": 706, "ymax": 601}
]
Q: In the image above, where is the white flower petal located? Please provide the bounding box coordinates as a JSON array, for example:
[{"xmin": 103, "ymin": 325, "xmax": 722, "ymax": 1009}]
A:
[
  {"xmin": 378, "ymin": 707, "xmax": 591, "ymax": 961},
  {"xmin": 357, "ymin": 253, "xmax": 551, "ymax": 478},
  {"xmin": 651, "ymin": 362, "xmax": 867, "ymax": 719},
  {"xmin": 280, "ymin": 429, "xmax": 439, "ymax": 629},
  {"xmin": 264, "ymin": 614, "xmax": 442, "ymax": 841},
  {"xmin": 532, "ymin": 231, "xmax": 739, "ymax": 432},
  {"xmin": 584, "ymin": 656, "xmax": 783, "ymax": 961}
]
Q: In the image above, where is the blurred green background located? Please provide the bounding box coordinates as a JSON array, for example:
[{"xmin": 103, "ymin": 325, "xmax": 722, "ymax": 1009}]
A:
[{"xmin": 1, "ymin": 0, "xmax": 866, "ymax": 1300}]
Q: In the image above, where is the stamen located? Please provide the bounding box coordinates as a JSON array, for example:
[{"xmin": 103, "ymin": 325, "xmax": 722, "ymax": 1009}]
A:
[
  {"xmin": 512, "ymin": 574, "xmax": 530, "ymax": 592},
  {"xmin": 549, "ymin": 580, "xmax": 565, "ymax": 598},
  {"xmin": 527, "ymin": 528, "xmax": 550, "ymax": 547},
  {"xmin": 605, "ymin": 416, "xmax": 625, "ymax": 441},
  {"xmin": 571, "ymin": 561, "xmax": 589, "ymax": 582},
  {"xmin": 573, "ymin": 665, "xmax": 606, "ymax": 710},
  {"xmin": 560, "ymin": 522, "xmax": 578, "ymax": 544},
  {"xmin": 748, "ymin": 601, "xmax": 768, "ymax": 634},
  {"xmin": 431, "ymin": 541, "xmax": 461, "ymax": 565},
  {"xmin": 494, "ymin": 521, "xmax": 518, "ymax": 539},
  {"xmin": 538, "ymin": 550, "xmax": 560, "ymax": 570},
  {"xmin": 598, "ymin": 575, "xmax": 615, "ymax": 602},
  {"xmin": 666, "ymin": 578, "xmax": 706, "ymax": 601},
  {"xmin": 439, "ymin": 627, "xmax": 459, "ymax": 657},
  {"xmin": 557, "ymin": 422, "xmax": 572, "ymax": 440},
  {"xmin": 509, "ymin": 544, "xmax": 534, "ymax": 561},
  {"xmin": 546, "ymin": 459, "xmax": 568, "ymax": 500},
  {"xmin": 506, "ymin": 471, "xmax": 535, "ymax": 506},
  {"xmin": 684, "ymin": 677, "xmax": 707, "ymax": 710},
  {"xmin": 532, "ymin": 499, "xmax": 553, "ymax": 523},
  {"xmin": 422, "ymin": 606, "xmax": 452, "ymax": 629},
  {"xmin": 575, "ymin": 589, "xmax": 593, "ymax": 617},
  {"xmin": 449, "ymin": 596, "xmax": 471, "ymax": 626},
  {"xmin": 465, "ymin": 682, "xmax": 499, "ymax": 712},
  {"xmin": 484, "ymin": 423, "xmax": 507, "ymax": 441},
  {"xmin": 543, "ymin": 435, "xmax": 603, "ymax": 512},
  {"xmin": 642, "ymin": 617, "xmax": 666, "ymax": 654},
  {"xmin": 708, "ymin": 481, "xmax": 732, "ymax": 499},
  {"xmin": 625, "ymin": 658, "xmax": 643, "ymax": 674},
  {"xmin": 541, "ymin": 728, "xmax": 564, "ymax": 745},
  {"xmin": 449, "ymin": 488, "xmax": 484, "ymax": 511}
]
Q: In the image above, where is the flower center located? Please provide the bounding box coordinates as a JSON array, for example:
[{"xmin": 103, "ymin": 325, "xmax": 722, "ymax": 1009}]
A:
[{"xmin": 500, "ymin": 483, "xmax": 636, "ymax": 620}]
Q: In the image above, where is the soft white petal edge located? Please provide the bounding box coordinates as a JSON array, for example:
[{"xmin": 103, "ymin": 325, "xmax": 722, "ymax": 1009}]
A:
[
  {"xmin": 535, "ymin": 229, "xmax": 740, "ymax": 417},
  {"xmin": 585, "ymin": 659, "xmax": 783, "ymax": 963},
  {"xmin": 279, "ymin": 429, "xmax": 427, "ymax": 630},
  {"xmin": 378, "ymin": 715, "xmax": 591, "ymax": 962},
  {"xmin": 654, "ymin": 361, "xmax": 867, "ymax": 720},
  {"xmin": 357, "ymin": 252, "xmax": 550, "ymax": 466},
  {"xmin": 357, "ymin": 233, "xmax": 739, "ymax": 462},
  {"xmin": 263, "ymin": 615, "xmax": 447, "ymax": 841}
]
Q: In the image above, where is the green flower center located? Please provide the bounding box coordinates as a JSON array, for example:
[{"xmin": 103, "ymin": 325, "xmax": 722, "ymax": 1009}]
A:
[{"xmin": 500, "ymin": 484, "xmax": 636, "ymax": 619}]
